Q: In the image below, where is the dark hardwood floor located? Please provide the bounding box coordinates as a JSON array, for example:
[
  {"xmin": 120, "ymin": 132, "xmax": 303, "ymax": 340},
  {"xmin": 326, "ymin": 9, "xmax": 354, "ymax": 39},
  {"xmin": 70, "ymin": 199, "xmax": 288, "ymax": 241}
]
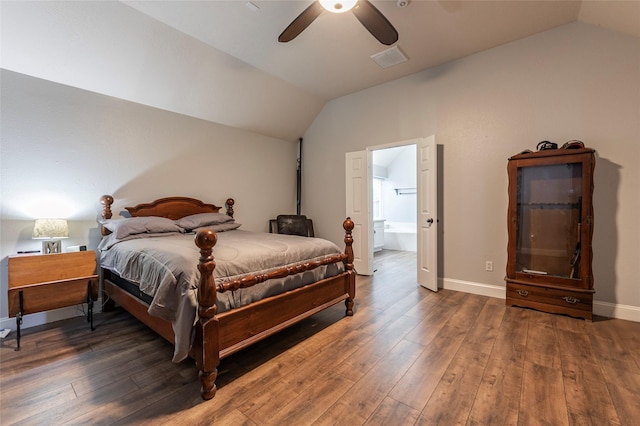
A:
[{"xmin": 1, "ymin": 249, "xmax": 639, "ymax": 425}]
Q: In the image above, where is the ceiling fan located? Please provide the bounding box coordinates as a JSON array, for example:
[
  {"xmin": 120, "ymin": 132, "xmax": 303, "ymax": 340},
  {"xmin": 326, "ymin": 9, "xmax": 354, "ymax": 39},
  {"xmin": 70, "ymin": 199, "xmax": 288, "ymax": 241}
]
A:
[{"xmin": 278, "ymin": 0, "xmax": 399, "ymax": 46}]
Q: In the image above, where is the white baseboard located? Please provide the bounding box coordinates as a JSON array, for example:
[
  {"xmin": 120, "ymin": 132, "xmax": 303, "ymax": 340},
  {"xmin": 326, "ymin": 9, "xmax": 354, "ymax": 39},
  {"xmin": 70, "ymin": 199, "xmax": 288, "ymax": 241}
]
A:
[
  {"xmin": 592, "ymin": 300, "xmax": 640, "ymax": 322},
  {"xmin": 441, "ymin": 278, "xmax": 506, "ymax": 300},
  {"xmin": 441, "ymin": 278, "xmax": 640, "ymax": 323}
]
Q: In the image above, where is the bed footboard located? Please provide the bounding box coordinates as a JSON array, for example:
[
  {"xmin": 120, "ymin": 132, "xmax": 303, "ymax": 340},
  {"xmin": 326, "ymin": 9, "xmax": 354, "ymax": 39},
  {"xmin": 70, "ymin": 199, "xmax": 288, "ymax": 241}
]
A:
[{"xmin": 193, "ymin": 217, "xmax": 355, "ymax": 400}]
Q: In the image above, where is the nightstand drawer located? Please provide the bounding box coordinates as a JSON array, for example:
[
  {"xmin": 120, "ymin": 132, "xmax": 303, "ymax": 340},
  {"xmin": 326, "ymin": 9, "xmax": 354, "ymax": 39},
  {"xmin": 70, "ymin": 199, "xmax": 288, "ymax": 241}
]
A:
[
  {"xmin": 7, "ymin": 250, "xmax": 99, "ymax": 350},
  {"xmin": 506, "ymin": 281, "xmax": 593, "ymax": 320},
  {"xmin": 8, "ymin": 278, "xmax": 98, "ymax": 317}
]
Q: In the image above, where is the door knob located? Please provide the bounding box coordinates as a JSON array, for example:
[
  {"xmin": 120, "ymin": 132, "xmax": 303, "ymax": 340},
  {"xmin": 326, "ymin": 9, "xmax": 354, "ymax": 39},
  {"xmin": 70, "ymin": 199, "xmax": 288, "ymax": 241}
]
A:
[{"xmin": 427, "ymin": 218, "xmax": 434, "ymax": 224}]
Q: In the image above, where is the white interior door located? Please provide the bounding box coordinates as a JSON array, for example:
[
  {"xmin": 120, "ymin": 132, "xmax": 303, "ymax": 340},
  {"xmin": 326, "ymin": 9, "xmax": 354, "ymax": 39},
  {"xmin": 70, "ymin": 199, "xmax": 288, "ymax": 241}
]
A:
[
  {"xmin": 417, "ymin": 136, "xmax": 438, "ymax": 291},
  {"xmin": 345, "ymin": 150, "xmax": 373, "ymax": 275}
]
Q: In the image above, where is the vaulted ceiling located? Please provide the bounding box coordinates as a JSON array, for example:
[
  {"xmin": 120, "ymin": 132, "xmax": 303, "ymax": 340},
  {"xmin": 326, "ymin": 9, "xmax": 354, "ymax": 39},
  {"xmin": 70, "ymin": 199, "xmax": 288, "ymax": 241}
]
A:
[
  {"xmin": 3, "ymin": 1, "xmax": 638, "ymax": 142},
  {"xmin": 124, "ymin": 0, "xmax": 640, "ymax": 101}
]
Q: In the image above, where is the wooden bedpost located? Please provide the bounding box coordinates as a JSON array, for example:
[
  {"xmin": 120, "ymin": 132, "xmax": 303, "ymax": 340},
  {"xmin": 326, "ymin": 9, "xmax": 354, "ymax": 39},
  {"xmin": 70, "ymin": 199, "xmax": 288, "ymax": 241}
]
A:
[
  {"xmin": 194, "ymin": 228, "xmax": 219, "ymax": 400},
  {"xmin": 100, "ymin": 195, "xmax": 114, "ymax": 236},
  {"xmin": 225, "ymin": 198, "xmax": 235, "ymax": 218},
  {"xmin": 343, "ymin": 217, "xmax": 356, "ymax": 316}
]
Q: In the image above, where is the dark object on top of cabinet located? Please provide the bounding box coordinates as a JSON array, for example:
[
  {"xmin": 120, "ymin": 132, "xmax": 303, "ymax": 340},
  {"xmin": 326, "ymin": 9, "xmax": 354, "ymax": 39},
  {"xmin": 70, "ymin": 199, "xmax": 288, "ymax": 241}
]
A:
[
  {"xmin": 505, "ymin": 147, "xmax": 595, "ymax": 320},
  {"xmin": 536, "ymin": 140, "xmax": 558, "ymax": 150}
]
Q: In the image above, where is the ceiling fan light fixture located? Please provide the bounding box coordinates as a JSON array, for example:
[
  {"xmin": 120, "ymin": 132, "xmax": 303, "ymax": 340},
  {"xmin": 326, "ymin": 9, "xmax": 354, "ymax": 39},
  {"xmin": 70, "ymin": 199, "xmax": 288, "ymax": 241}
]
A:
[{"xmin": 319, "ymin": 0, "xmax": 358, "ymax": 13}]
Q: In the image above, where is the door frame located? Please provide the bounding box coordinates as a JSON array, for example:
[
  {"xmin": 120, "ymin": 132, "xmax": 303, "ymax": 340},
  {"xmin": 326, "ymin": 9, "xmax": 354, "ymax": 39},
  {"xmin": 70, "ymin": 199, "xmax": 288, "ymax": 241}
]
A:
[{"xmin": 366, "ymin": 137, "xmax": 439, "ymax": 291}]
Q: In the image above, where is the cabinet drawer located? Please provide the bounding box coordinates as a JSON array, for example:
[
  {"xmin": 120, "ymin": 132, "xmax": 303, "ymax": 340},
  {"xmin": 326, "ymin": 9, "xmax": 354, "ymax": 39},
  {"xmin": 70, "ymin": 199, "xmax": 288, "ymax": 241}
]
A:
[{"xmin": 506, "ymin": 281, "xmax": 593, "ymax": 320}]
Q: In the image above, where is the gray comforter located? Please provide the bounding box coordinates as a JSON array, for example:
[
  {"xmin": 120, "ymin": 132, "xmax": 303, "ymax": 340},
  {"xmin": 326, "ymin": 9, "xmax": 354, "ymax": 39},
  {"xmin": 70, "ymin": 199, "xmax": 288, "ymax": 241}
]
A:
[{"xmin": 99, "ymin": 230, "xmax": 344, "ymax": 361}]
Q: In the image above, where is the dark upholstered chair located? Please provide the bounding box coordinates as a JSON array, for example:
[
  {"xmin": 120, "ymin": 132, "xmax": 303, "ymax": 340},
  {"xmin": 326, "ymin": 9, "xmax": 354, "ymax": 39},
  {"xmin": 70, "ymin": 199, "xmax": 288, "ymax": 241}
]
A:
[{"xmin": 269, "ymin": 215, "xmax": 315, "ymax": 237}]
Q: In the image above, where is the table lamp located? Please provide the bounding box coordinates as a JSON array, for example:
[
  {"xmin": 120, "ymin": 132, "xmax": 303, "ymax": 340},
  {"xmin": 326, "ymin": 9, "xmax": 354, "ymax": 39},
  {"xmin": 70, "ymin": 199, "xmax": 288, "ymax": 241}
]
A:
[{"xmin": 33, "ymin": 219, "xmax": 69, "ymax": 254}]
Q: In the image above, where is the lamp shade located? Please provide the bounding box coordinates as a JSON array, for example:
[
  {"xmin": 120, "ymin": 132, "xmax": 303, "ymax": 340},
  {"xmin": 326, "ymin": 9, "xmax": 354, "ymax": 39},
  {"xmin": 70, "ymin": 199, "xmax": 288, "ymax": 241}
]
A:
[{"xmin": 33, "ymin": 219, "xmax": 69, "ymax": 239}]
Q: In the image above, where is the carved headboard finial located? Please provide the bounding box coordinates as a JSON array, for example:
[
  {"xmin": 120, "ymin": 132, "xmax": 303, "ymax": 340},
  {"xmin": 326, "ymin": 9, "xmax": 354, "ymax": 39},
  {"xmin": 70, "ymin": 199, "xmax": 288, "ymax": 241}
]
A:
[
  {"xmin": 100, "ymin": 195, "xmax": 114, "ymax": 219},
  {"xmin": 226, "ymin": 198, "xmax": 235, "ymax": 218},
  {"xmin": 100, "ymin": 195, "xmax": 114, "ymax": 236}
]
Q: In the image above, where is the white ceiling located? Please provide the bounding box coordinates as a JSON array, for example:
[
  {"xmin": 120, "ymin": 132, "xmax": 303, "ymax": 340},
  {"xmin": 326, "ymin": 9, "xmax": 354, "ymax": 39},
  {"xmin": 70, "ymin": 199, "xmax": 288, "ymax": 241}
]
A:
[
  {"xmin": 373, "ymin": 144, "xmax": 413, "ymax": 167},
  {"xmin": 123, "ymin": 0, "xmax": 639, "ymax": 101}
]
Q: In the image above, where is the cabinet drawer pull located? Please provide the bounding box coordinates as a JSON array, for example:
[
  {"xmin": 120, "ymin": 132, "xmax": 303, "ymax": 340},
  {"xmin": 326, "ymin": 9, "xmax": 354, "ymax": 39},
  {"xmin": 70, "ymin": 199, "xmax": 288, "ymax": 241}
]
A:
[
  {"xmin": 562, "ymin": 296, "xmax": 580, "ymax": 304},
  {"xmin": 516, "ymin": 289, "xmax": 529, "ymax": 297}
]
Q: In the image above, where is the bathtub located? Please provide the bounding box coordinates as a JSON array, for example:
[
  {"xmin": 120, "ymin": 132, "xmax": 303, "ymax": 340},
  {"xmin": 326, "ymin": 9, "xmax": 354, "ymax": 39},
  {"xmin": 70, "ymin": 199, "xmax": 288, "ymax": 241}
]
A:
[{"xmin": 383, "ymin": 222, "xmax": 416, "ymax": 252}]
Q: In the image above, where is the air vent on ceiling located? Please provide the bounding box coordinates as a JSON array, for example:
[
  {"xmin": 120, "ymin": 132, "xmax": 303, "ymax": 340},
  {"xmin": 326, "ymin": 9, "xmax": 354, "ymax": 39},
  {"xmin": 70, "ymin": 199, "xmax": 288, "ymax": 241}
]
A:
[{"xmin": 370, "ymin": 46, "xmax": 408, "ymax": 69}]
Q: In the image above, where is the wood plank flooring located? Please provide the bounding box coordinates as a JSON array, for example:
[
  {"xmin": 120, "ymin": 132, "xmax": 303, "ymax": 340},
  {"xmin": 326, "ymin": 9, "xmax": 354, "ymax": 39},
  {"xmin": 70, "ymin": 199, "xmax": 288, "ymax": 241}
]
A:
[{"xmin": 1, "ymin": 249, "xmax": 639, "ymax": 425}]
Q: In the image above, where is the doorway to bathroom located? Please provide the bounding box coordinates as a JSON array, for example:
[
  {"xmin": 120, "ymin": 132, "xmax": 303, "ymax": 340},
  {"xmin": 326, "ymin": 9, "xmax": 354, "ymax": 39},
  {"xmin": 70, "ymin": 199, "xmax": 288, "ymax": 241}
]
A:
[
  {"xmin": 346, "ymin": 136, "xmax": 438, "ymax": 291},
  {"xmin": 372, "ymin": 144, "xmax": 417, "ymax": 272}
]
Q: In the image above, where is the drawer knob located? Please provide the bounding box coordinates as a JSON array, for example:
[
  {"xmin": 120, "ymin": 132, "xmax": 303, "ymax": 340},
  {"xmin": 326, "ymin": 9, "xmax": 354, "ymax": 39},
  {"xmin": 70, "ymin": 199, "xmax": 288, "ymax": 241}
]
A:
[
  {"xmin": 516, "ymin": 289, "xmax": 529, "ymax": 297},
  {"xmin": 562, "ymin": 296, "xmax": 580, "ymax": 304}
]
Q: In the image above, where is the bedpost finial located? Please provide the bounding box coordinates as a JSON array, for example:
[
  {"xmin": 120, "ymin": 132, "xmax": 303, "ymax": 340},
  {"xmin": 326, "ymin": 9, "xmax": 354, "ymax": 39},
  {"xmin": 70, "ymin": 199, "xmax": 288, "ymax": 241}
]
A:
[
  {"xmin": 100, "ymin": 195, "xmax": 114, "ymax": 207},
  {"xmin": 343, "ymin": 217, "xmax": 355, "ymax": 272},
  {"xmin": 343, "ymin": 217, "xmax": 354, "ymax": 232},
  {"xmin": 100, "ymin": 195, "xmax": 114, "ymax": 236},
  {"xmin": 195, "ymin": 228, "xmax": 218, "ymax": 250},
  {"xmin": 100, "ymin": 195, "xmax": 114, "ymax": 223},
  {"xmin": 225, "ymin": 198, "xmax": 235, "ymax": 218}
]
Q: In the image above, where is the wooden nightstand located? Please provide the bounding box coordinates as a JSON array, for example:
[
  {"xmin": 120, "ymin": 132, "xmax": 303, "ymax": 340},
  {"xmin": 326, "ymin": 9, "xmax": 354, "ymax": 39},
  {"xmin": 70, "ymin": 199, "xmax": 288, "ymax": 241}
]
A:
[{"xmin": 8, "ymin": 250, "xmax": 98, "ymax": 350}]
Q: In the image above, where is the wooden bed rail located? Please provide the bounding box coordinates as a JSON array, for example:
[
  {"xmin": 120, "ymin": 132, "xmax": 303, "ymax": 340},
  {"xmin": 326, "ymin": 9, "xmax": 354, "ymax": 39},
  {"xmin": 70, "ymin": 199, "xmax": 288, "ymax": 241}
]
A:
[{"xmin": 217, "ymin": 253, "xmax": 348, "ymax": 293}]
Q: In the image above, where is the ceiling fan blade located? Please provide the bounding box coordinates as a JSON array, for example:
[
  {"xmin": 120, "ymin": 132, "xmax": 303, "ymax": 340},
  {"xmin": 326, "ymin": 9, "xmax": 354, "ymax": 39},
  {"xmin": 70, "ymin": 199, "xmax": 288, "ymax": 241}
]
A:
[
  {"xmin": 352, "ymin": 0, "xmax": 398, "ymax": 45},
  {"xmin": 278, "ymin": 1, "xmax": 324, "ymax": 43}
]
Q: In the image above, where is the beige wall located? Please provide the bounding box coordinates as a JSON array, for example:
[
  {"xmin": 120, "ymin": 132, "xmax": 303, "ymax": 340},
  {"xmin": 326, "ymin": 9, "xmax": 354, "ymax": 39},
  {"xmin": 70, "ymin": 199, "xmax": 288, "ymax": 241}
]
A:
[
  {"xmin": 303, "ymin": 22, "xmax": 640, "ymax": 319},
  {"xmin": 0, "ymin": 70, "xmax": 298, "ymax": 323},
  {"xmin": 0, "ymin": 0, "xmax": 323, "ymax": 142}
]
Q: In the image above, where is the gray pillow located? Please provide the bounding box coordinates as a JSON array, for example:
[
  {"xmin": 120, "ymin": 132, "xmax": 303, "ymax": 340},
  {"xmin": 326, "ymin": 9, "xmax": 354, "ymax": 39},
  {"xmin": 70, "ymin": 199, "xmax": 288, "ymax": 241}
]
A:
[
  {"xmin": 101, "ymin": 216, "xmax": 184, "ymax": 239},
  {"xmin": 175, "ymin": 213, "xmax": 234, "ymax": 231}
]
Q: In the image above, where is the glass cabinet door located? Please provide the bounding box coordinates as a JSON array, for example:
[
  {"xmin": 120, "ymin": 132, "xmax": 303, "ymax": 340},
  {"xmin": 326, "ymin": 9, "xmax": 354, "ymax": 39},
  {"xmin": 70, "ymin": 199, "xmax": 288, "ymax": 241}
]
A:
[{"xmin": 515, "ymin": 163, "xmax": 582, "ymax": 278}]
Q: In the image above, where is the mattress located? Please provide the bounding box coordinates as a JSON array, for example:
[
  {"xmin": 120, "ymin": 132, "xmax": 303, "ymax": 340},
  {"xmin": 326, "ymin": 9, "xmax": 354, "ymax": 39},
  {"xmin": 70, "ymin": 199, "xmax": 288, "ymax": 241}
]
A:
[{"xmin": 99, "ymin": 229, "xmax": 345, "ymax": 361}]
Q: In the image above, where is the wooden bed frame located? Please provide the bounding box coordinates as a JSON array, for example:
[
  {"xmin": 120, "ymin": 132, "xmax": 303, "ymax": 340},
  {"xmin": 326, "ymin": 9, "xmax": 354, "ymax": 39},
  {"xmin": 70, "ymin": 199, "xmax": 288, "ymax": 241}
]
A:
[{"xmin": 99, "ymin": 195, "xmax": 355, "ymax": 400}]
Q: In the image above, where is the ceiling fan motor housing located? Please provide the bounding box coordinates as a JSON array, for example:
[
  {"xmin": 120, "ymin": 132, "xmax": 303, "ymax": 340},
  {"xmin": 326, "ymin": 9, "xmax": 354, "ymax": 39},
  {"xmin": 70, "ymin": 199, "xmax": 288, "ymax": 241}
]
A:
[{"xmin": 319, "ymin": 0, "xmax": 357, "ymax": 13}]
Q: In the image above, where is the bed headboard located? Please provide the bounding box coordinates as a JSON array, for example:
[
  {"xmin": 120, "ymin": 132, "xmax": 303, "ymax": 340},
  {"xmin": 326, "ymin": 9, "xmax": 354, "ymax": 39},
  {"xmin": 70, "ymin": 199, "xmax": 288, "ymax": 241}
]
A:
[
  {"xmin": 100, "ymin": 195, "xmax": 235, "ymax": 235},
  {"xmin": 125, "ymin": 197, "xmax": 229, "ymax": 220}
]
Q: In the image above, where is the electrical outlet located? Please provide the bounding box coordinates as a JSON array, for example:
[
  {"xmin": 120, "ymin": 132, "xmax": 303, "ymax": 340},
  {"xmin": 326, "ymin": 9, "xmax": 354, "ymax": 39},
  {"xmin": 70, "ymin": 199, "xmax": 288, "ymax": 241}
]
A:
[{"xmin": 485, "ymin": 261, "xmax": 493, "ymax": 272}]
